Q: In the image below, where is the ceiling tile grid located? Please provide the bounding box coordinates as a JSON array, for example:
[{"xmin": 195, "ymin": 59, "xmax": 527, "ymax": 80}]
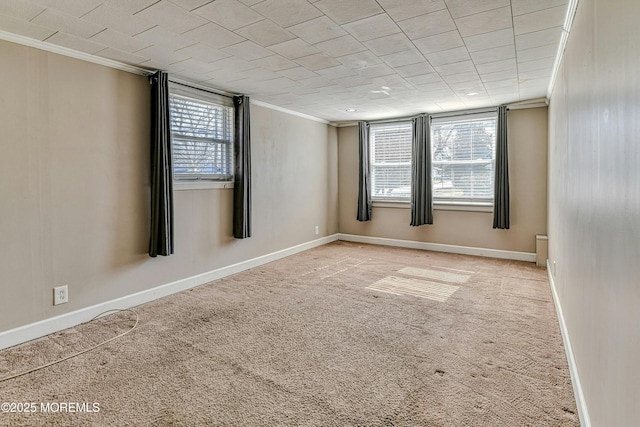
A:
[{"xmin": 0, "ymin": 0, "xmax": 569, "ymax": 121}]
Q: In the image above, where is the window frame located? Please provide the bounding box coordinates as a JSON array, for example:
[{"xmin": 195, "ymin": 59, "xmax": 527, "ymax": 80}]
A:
[
  {"xmin": 368, "ymin": 110, "xmax": 498, "ymax": 209},
  {"xmin": 168, "ymin": 82, "xmax": 235, "ymax": 190}
]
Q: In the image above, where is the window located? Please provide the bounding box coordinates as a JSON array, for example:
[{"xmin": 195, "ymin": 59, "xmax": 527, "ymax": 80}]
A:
[
  {"xmin": 369, "ymin": 112, "xmax": 497, "ymax": 205},
  {"xmin": 169, "ymin": 83, "xmax": 234, "ymax": 181},
  {"xmin": 370, "ymin": 121, "xmax": 413, "ymax": 200}
]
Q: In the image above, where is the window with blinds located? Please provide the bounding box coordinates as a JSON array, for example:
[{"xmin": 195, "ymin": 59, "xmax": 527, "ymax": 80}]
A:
[
  {"xmin": 370, "ymin": 121, "xmax": 413, "ymax": 200},
  {"xmin": 368, "ymin": 112, "xmax": 497, "ymax": 204},
  {"xmin": 431, "ymin": 113, "xmax": 497, "ymax": 204},
  {"xmin": 169, "ymin": 83, "xmax": 234, "ymax": 181}
]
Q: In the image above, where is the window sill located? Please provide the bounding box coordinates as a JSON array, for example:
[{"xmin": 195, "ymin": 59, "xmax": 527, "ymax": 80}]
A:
[
  {"xmin": 372, "ymin": 200, "xmax": 493, "ymax": 213},
  {"xmin": 174, "ymin": 181, "xmax": 234, "ymax": 191}
]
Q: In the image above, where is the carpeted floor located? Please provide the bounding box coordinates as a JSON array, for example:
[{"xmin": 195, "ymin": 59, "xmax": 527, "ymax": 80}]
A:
[{"xmin": 0, "ymin": 242, "xmax": 578, "ymax": 426}]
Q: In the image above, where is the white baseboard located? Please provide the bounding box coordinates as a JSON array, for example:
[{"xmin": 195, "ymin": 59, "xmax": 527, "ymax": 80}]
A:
[
  {"xmin": 337, "ymin": 233, "xmax": 536, "ymax": 262},
  {"xmin": 0, "ymin": 235, "xmax": 339, "ymax": 351},
  {"xmin": 547, "ymin": 261, "xmax": 591, "ymax": 427}
]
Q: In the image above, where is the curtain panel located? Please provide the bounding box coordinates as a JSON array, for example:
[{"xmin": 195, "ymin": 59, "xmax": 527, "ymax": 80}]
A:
[
  {"xmin": 233, "ymin": 95, "xmax": 252, "ymax": 239},
  {"xmin": 493, "ymin": 105, "xmax": 510, "ymax": 229},
  {"xmin": 149, "ymin": 70, "xmax": 174, "ymax": 257},
  {"xmin": 410, "ymin": 114, "xmax": 433, "ymax": 226},
  {"xmin": 357, "ymin": 121, "xmax": 372, "ymax": 222}
]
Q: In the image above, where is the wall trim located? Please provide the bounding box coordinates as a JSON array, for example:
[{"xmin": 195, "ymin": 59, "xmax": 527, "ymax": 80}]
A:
[
  {"xmin": 249, "ymin": 99, "xmax": 330, "ymax": 125},
  {"xmin": 0, "ymin": 235, "xmax": 339, "ymax": 351},
  {"xmin": 547, "ymin": 260, "xmax": 591, "ymax": 427},
  {"xmin": 547, "ymin": 0, "xmax": 580, "ymax": 98},
  {"xmin": 337, "ymin": 234, "xmax": 536, "ymax": 262}
]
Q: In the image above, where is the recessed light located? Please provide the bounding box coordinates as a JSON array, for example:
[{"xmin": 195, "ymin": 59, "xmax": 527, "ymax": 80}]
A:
[
  {"xmin": 346, "ymin": 108, "xmax": 357, "ymax": 112},
  {"xmin": 466, "ymin": 92, "xmax": 479, "ymax": 96}
]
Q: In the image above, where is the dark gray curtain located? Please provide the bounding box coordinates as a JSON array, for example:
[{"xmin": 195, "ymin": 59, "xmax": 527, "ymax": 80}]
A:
[
  {"xmin": 233, "ymin": 95, "xmax": 251, "ymax": 239},
  {"xmin": 493, "ymin": 105, "xmax": 510, "ymax": 229},
  {"xmin": 357, "ymin": 121, "xmax": 372, "ymax": 222},
  {"xmin": 149, "ymin": 70, "xmax": 174, "ymax": 257},
  {"xmin": 411, "ymin": 114, "xmax": 433, "ymax": 226}
]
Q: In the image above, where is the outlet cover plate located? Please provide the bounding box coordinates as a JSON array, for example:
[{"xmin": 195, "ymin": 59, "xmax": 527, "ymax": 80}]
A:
[{"xmin": 54, "ymin": 285, "xmax": 68, "ymax": 305}]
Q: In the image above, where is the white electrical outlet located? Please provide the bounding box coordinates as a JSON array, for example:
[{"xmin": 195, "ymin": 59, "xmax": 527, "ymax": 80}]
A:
[
  {"xmin": 54, "ymin": 285, "xmax": 68, "ymax": 305},
  {"xmin": 314, "ymin": 225, "xmax": 319, "ymax": 235}
]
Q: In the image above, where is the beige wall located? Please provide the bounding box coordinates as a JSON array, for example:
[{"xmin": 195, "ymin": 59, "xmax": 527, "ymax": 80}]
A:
[
  {"xmin": 548, "ymin": 0, "xmax": 640, "ymax": 424},
  {"xmin": 338, "ymin": 107, "xmax": 548, "ymax": 253},
  {"xmin": 0, "ymin": 40, "xmax": 338, "ymax": 333}
]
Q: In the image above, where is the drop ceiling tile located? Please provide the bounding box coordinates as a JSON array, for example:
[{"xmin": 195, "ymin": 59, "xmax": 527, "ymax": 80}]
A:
[
  {"xmin": 381, "ymin": 49, "xmax": 426, "ymax": 68},
  {"xmin": 511, "ymin": 0, "xmax": 568, "ymax": 16},
  {"xmin": 363, "ymin": 33, "xmax": 414, "ymax": 57},
  {"xmin": 479, "ymin": 68, "xmax": 518, "ymax": 83},
  {"xmin": 134, "ymin": 26, "xmax": 196, "ymax": 50},
  {"xmin": 454, "ymin": 6, "xmax": 512, "ymax": 38},
  {"xmin": 377, "ymin": 0, "xmax": 446, "ymax": 21},
  {"xmin": 517, "ymin": 43, "xmax": 558, "ymax": 62},
  {"xmin": 209, "ymin": 56, "xmax": 259, "ymax": 73},
  {"xmin": 463, "ymin": 28, "xmax": 514, "ymax": 52},
  {"xmin": 333, "ymin": 75, "xmax": 371, "ymax": 88},
  {"xmin": 131, "ymin": 1, "xmax": 207, "ymax": 34},
  {"xmin": 183, "ymin": 23, "xmax": 246, "ymax": 49},
  {"xmin": 193, "ymin": 0, "xmax": 264, "ymax": 31},
  {"xmin": 518, "ymin": 67, "xmax": 551, "ymax": 80},
  {"xmin": 103, "ymin": 0, "xmax": 159, "ymax": 14},
  {"xmin": 313, "ymin": 0, "xmax": 383, "ymax": 25},
  {"xmin": 315, "ymin": 35, "xmax": 367, "ymax": 57},
  {"xmin": 515, "ymin": 27, "xmax": 563, "ymax": 50},
  {"xmin": 221, "ymin": 40, "xmax": 273, "ymax": 60},
  {"xmin": 394, "ymin": 62, "xmax": 435, "ymax": 78},
  {"xmin": 169, "ymin": 0, "xmax": 213, "ymax": 12},
  {"xmin": 236, "ymin": 68, "xmax": 281, "ymax": 82},
  {"xmin": 444, "ymin": 0, "xmax": 510, "ymax": 18},
  {"xmin": 433, "ymin": 60, "xmax": 475, "ymax": 75},
  {"xmin": 251, "ymin": 54, "xmax": 298, "ymax": 71},
  {"xmin": 90, "ymin": 28, "xmax": 151, "ymax": 53},
  {"xmin": 469, "ymin": 44, "xmax": 515, "ymax": 64},
  {"xmin": 405, "ymin": 73, "xmax": 443, "ymax": 85},
  {"xmin": 475, "ymin": 58, "xmax": 516, "ymax": 74},
  {"xmin": 484, "ymin": 79, "xmax": 519, "ymax": 90},
  {"xmin": 287, "ymin": 16, "xmax": 347, "ymax": 44},
  {"xmin": 414, "ymin": 30, "xmax": 464, "ymax": 55},
  {"xmin": 370, "ymin": 74, "xmax": 417, "ymax": 91},
  {"xmin": 416, "ymin": 81, "xmax": 451, "ymax": 92},
  {"xmin": 513, "ymin": 6, "xmax": 566, "ymax": 36},
  {"xmin": 337, "ymin": 51, "xmax": 382, "ymax": 70},
  {"xmin": 0, "ymin": 14, "xmax": 56, "ymax": 40},
  {"xmin": 356, "ymin": 63, "xmax": 396, "ymax": 79},
  {"xmin": 297, "ymin": 75, "xmax": 335, "ymax": 88},
  {"xmin": 31, "ymin": 0, "xmax": 102, "ymax": 17},
  {"xmin": 425, "ymin": 46, "xmax": 470, "ymax": 66},
  {"xmin": 397, "ymin": 9, "xmax": 456, "ymax": 39},
  {"xmin": 251, "ymin": 0, "xmax": 323, "ymax": 27},
  {"xmin": 0, "ymin": 1, "xmax": 44, "ymax": 20},
  {"xmin": 294, "ymin": 52, "xmax": 341, "ymax": 70},
  {"xmin": 175, "ymin": 43, "xmax": 231, "ymax": 62},
  {"xmin": 268, "ymin": 38, "xmax": 320, "ymax": 59},
  {"xmin": 30, "ymin": 8, "xmax": 105, "ymax": 38},
  {"xmin": 97, "ymin": 46, "xmax": 150, "ymax": 64},
  {"xmin": 316, "ymin": 65, "xmax": 358, "ymax": 79},
  {"xmin": 277, "ymin": 66, "xmax": 319, "ymax": 80},
  {"xmin": 235, "ymin": 19, "xmax": 296, "ymax": 47},
  {"xmin": 171, "ymin": 58, "xmax": 219, "ymax": 76},
  {"xmin": 135, "ymin": 44, "xmax": 191, "ymax": 64},
  {"xmin": 517, "ymin": 56, "xmax": 555, "ymax": 72},
  {"xmin": 81, "ymin": 4, "xmax": 155, "ymax": 36},
  {"xmin": 442, "ymin": 71, "xmax": 480, "ymax": 84},
  {"xmin": 45, "ymin": 31, "xmax": 107, "ymax": 54},
  {"xmin": 342, "ymin": 13, "xmax": 401, "ymax": 42}
]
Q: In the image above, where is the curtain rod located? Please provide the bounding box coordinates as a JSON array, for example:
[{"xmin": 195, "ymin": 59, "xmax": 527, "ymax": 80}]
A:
[
  {"xmin": 169, "ymin": 78, "xmax": 237, "ymax": 99},
  {"xmin": 368, "ymin": 106, "xmax": 498, "ymax": 125}
]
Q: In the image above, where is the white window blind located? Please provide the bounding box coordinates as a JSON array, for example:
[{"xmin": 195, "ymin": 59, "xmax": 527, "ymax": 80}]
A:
[
  {"xmin": 169, "ymin": 83, "xmax": 234, "ymax": 181},
  {"xmin": 431, "ymin": 113, "xmax": 497, "ymax": 204},
  {"xmin": 370, "ymin": 121, "xmax": 413, "ymax": 200}
]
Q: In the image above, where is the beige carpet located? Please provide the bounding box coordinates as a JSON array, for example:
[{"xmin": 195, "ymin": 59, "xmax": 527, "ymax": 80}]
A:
[{"xmin": 0, "ymin": 242, "xmax": 578, "ymax": 426}]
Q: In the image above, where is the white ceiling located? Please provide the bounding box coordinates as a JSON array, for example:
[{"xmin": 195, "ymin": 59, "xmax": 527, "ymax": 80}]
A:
[{"xmin": 0, "ymin": 0, "xmax": 569, "ymax": 122}]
